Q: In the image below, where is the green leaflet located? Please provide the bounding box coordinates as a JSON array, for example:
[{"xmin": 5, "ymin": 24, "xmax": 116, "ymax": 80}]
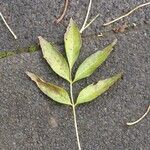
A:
[
  {"xmin": 76, "ymin": 73, "xmax": 122, "ymax": 105},
  {"xmin": 74, "ymin": 40, "xmax": 117, "ymax": 82},
  {"xmin": 26, "ymin": 72, "xmax": 71, "ymax": 105},
  {"xmin": 38, "ymin": 36, "xmax": 70, "ymax": 82},
  {"xmin": 64, "ymin": 18, "xmax": 82, "ymax": 70},
  {"xmin": 26, "ymin": 17, "xmax": 123, "ymax": 149}
]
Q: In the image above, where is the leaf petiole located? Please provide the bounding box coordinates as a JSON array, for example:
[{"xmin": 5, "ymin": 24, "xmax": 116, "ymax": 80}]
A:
[
  {"xmin": 69, "ymin": 71, "xmax": 82, "ymax": 150},
  {"xmin": 72, "ymin": 100, "xmax": 82, "ymax": 150}
]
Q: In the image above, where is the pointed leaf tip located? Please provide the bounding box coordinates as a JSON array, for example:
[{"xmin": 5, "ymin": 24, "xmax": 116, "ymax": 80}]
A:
[
  {"xmin": 69, "ymin": 18, "xmax": 75, "ymax": 26},
  {"xmin": 26, "ymin": 72, "xmax": 71, "ymax": 105},
  {"xmin": 74, "ymin": 40, "xmax": 117, "ymax": 82},
  {"xmin": 76, "ymin": 73, "xmax": 123, "ymax": 105},
  {"xmin": 112, "ymin": 39, "xmax": 117, "ymax": 46},
  {"xmin": 26, "ymin": 71, "xmax": 37, "ymax": 82},
  {"xmin": 38, "ymin": 36, "xmax": 42, "ymax": 40},
  {"xmin": 70, "ymin": 17, "xmax": 73, "ymax": 22},
  {"xmin": 64, "ymin": 19, "xmax": 82, "ymax": 69},
  {"xmin": 26, "ymin": 71, "xmax": 30, "ymax": 76},
  {"xmin": 26, "ymin": 71, "xmax": 32, "ymax": 76},
  {"xmin": 38, "ymin": 36, "xmax": 45, "ymax": 43},
  {"xmin": 38, "ymin": 37, "xmax": 70, "ymax": 82}
]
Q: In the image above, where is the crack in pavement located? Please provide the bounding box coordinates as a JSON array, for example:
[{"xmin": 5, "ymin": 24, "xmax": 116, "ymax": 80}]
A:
[{"xmin": 0, "ymin": 21, "xmax": 149, "ymax": 59}]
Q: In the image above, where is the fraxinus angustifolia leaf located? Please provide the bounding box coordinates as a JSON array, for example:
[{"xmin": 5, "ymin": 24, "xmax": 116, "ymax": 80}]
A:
[
  {"xmin": 76, "ymin": 73, "xmax": 122, "ymax": 105},
  {"xmin": 64, "ymin": 18, "xmax": 82, "ymax": 69},
  {"xmin": 26, "ymin": 72, "xmax": 71, "ymax": 105},
  {"xmin": 26, "ymin": 16, "xmax": 123, "ymax": 149},
  {"xmin": 38, "ymin": 36, "xmax": 70, "ymax": 82},
  {"xmin": 74, "ymin": 40, "xmax": 117, "ymax": 82}
]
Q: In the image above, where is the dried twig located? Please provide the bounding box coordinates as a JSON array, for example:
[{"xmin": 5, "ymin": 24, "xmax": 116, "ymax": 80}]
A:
[
  {"xmin": 103, "ymin": 2, "xmax": 150, "ymax": 26},
  {"xmin": 80, "ymin": 0, "xmax": 99, "ymax": 33},
  {"xmin": 0, "ymin": 12, "xmax": 17, "ymax": 39},
  {"xmin": 56, "ymin": 0, "xmax": 69, "ymax": 23},
  {"xmin": 80, "ymin": 0, "xmax": 92, "ymax": 32},
  {"xmin": 127, "ymin": 105, "xmax": 150, "ymax": 126},
  {"xmin": 82, "ymin": 14, "xmax": 100, "ymax": 32}
]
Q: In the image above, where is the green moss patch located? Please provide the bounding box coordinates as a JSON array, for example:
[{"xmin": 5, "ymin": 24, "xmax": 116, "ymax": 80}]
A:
[{"xmin": 0, "ymin": 43, "xmax": 40, "ymax": 59}]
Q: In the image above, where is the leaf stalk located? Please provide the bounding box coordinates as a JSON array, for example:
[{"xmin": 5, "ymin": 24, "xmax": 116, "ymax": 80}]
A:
[{"xmin": 70, "ymin": 72, "xmax": 81, "ymax": 150}]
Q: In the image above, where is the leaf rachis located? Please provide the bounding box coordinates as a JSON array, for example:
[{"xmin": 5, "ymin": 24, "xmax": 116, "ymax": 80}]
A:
[{"xmin": 27, "ymin": 18, "xmax": 122, "ymax": 150}]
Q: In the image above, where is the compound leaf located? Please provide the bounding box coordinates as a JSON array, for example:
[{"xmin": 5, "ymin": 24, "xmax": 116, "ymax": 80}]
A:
[
  {"xmin": 74, "ymin": 40, "xmax": 117, "ymax": 82},
  {"xmin": 38, "ymin": 36, "xmax": 70, "ymax": 82},
  {"xmin": 76, "ymin": 73, "xmax": 122, "ymax": 105},
  {"xmin": 26, "ymin": 72, "xmax": 71, "ymax": 105},
  {"xmin": 64, "ymin": 18, "xmax": 82, "ymax": 69}
]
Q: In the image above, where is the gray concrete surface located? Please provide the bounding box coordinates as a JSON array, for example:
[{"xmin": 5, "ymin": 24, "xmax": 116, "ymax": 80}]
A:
[
  {"xmin": 0, "ymin": 27, "xmax": 150, "ymax": 149},
  {"xmin": 0, "ymin": 0, "xmax": 150, "ymax": 150},
  {"xmin": 0, "ymin": 0, "xmax": 150, "ymax": 51}
]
